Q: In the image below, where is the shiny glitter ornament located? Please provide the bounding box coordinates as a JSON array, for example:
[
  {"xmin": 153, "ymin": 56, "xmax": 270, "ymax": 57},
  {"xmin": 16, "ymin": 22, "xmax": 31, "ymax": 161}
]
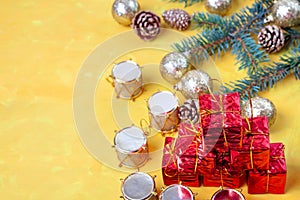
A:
[
  {"xmin": 211, "ymin": 188, "xmax": 246, "ymax": 200},
  {"xmin": 271, "ymin": 0, "xmax": 300, "ymax": 28},
  {"xmin": 179, "ymin": 99, "xmax": 200, "ymax": 124},
  {"xmin": 258, "ymin": 25, "xmax": 285, "ymax": 53},
  {"xmin": 112, "ymin": 0, "xmax": 140, "ymax": 26},
  {"xmin": 242, "ymin": 96, "xmax": 277, "ymax": 127},
  {"xmin": 132, "ymin": 11, "xmax": 161, "ymax": 41},
  {"xmin": 174, "ymin": 69, "xmax": 212, "ymax": 99},
  {"xmin": 159, "ymin": 52, "xmax": 192, "ymax": 84},
  {"xmin": 162, "ymin": 9, "xmax": 191, "ymax": 31},
  {"xmin": 121, "ymin": 172, "xmax": 158, "ymax": 200},
  {"xmin": 204, "ymin": 0, "xmax": 232, "ymax": 16}
]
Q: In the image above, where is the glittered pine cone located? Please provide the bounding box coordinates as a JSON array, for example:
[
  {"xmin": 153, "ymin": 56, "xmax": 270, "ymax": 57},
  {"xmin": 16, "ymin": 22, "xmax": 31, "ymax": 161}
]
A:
[
  {"xmin": 162, "ymin": 9, "xmax": 191, "ymax": 31},
  {"xmin": 257, "ymin": 25, "xmax": 285, "ymax": 53},
  {"xmin": 131, "ymin": 10, "xmax": 161, "ymax": 41},
  {"xmin": 178, "ymin": 99, "xmax": 200, "ymax": 124}
]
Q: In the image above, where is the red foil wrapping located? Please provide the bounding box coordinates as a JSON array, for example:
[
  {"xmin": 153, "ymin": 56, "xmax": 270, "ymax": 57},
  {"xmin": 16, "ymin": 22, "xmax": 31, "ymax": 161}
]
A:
[
  {"xmin": 176, "ymin": 122, "xmax": 203, "ymax": 156},
  {"xmin": 199, "ymin": 92, "xmax": 242, "ymax": 152},
  {"xmin": 162, "ymin": 137, "xmax": 200, "ymax": 187},
  {"xmin": 197, "ymin": 152, "xmax": 216, "ymax": 176},
  {"xmin": 177, "ymin": 123, "xmax": 215, "ymax": 176},
  {"xmin": 230, "ymin": 117, "xmax": 270, "ymax": 170},
  {"xmin": 162, "ymin": 137, "xmax": 179, "ymax": 186},
  {"xmin": 199, "ymin": 92, "xmax": 241, "ymax": 114},
  {"xmin": 203, "ymin": 152, "xmax": 245, "ymax": 188},
  {"xmin": 203, "ymin": 169, "xmax": 245, "ymax": 188},
  {"xmin": 215, "ymin": 152, "xmax": 231, "ymax": 169},
  {"xmin": 203, "ymin": 126, "xmax": 242, "ymax": 152},
  {"xmin": 248, "ymin": 143, "xmax": 287, "ymax": 194}
]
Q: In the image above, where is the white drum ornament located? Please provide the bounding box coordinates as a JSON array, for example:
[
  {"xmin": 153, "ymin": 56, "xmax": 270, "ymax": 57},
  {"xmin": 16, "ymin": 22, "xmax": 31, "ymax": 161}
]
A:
[
  {"xmin": 160, "ymin": 184, "xmax": 194, "ymax": 200},
  {"xmin": 121, "ymin": 172, "xmax": 158, "ymax": 200},
  {"xmin": 110, "ymin": 60, "xmax": 143, "ymax": 100},
  {"xmin": 114, "ymin": 126, "xmax": 149, "ymax": 168},
  {"xmin": 147, "ymin": 91, "xmax": 180, "ymax": 133}
]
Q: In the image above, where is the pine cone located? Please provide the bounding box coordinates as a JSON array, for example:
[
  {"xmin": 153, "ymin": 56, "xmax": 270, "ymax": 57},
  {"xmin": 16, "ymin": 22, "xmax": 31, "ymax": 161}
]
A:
[
  {"xmin": 258, "ymin": 25, "xmax": 285, "ymax": 53},
  {"xmin": 131, "ymin": 11, "xmax": 161, "ymax": 41},
  {"xmin": 179, "ymin": 99, "xmax": 200, "ymax": 124},
  {"xmin": 162, "ymin": 9, "xmax": 191, "ymax": 31}
]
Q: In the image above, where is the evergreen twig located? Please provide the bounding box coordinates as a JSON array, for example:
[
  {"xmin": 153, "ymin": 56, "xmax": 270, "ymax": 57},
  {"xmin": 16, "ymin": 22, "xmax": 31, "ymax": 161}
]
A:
[
  {"xmin": 168, "ymin": 0, "xmax": 300, "ymax": 96},
  {"xmin": 224, "ymin": 43, "xmax": 300, "ymax": 99},
  {"xmin": 174, "ymin": 0, "xmax": 273, "ymax": 74},
  {"xmin": 191, "ymin": 13, "xmax": 226, "ymax": 30},
  {"xmin": 283, "ymin": 27, "xmax": 300, "ymax": 47}
]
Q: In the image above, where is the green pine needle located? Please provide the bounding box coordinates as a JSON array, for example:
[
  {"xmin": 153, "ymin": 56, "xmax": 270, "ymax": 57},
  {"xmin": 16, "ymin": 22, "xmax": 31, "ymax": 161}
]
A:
[
  {"xmin": 168, "ymin": 0, "xmax": 299, "ymax": 96},
  {"xmin": 174, "ymin": 0, "xmax": 273, "ymax": 74},
  {"xmin": 224, "ymin": 44, "xmax": 300, "ymax": 100},
  {"xmin": 191, "ymin": 13, "xmax": 226, "ymax": 30}
]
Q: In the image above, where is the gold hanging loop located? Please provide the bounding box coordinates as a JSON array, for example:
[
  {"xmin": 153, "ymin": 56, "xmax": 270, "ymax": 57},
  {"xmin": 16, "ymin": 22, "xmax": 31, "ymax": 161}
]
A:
[{"xmin": 106, "ymin": 75, "xmax": 115, "ymax": 87}]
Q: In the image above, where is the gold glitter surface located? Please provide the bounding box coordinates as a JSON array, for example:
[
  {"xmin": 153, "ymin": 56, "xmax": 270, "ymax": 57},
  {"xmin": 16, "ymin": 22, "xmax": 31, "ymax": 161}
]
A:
[{"xmin": 0, "ymin": 0, "xmax": 299, "ymax": 199}]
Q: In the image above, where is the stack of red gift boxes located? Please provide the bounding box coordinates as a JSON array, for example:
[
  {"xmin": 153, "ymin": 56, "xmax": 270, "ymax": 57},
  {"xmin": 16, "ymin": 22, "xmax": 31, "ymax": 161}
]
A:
[{"xmin": 162, "ymin": 92, "xmax": 287, "ymax": 194}]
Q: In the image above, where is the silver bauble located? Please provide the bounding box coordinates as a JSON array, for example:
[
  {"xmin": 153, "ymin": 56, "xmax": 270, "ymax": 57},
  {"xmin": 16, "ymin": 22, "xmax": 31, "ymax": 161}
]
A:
[
  {"xmin": 174, "ymin": 69, "xmax": 212, "ymax": 99},
  {"xmin": 112, "ymin": 0, "xmax": 140, "ymax": 26},
  {"xmin": 205, "ymin": 0, "xmax": 232, "ymax": 16},
  {"xmin": 160, "ymin": 52, "xmax": 192, "ymax": 84},
  {"xmin": 242, "ymin": 96, "xmax": 277, "ymax": 127},
  {"xmin": 271, "ymin": 0, "xmax": 300, "ymax": 27}
]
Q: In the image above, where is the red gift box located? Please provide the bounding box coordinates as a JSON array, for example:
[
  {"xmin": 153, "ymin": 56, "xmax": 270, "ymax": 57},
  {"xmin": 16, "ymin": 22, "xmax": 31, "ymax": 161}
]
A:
[
  {"xmin": 177, "ymin": 122, "xmax": 215, "ymax": 176},
  {"xmin": 199, "ymin": 92, "xmax": 241, "ymax": 114},
  {"xmin": 199, "ymin": 92, "xmax": 242, "ymax": 152},
  {"xmin": 199, "ymin": 92, "xmax": 241, "ymax": 129},
  {"xmin": 197, "ymin": 152, "xmax": 216, "ymax": 176},
  {"xmin": 230, "ymin": 117, "xmax": 270, "ymax": 170},
  {"xmin": 162, "ymin": 137, "xmax": 200, "ymax": 187},
  {"xmin": 203, "ymin": 170, "xmax": 245, "ymax": 188},
  {"xmin": 176, "ymin": 122, "xmax": 203, "ymax": 156},
  {"xmin": 162, "ymin": 137, "xmax": 179, "ymax": 186},
  {"xmin": 248, "ymin": 143, "xmax": 287, "ymax": 194},
  {"xmin": 203, "ymin": 126, "xmax": 242, "ymax": 152},
  {"xmin": 203, "ymin": 152, "xmax": 245, "ymax": 188}
]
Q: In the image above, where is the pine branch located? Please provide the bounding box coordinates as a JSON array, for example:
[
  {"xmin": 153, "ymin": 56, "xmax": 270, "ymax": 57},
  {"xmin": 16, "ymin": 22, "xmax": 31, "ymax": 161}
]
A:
[
  {"xmin": 232, "ymin": 33, "xmax": 269, "ymax": 73},
  {"xmin": 174, "ymin": 0, "xmax": 273, "ymax": 74},
  {"xmin": 283, "ymin": 27, "xmax": 300, "ymax": 48},
  {"xmin": 229, "ymin": 0, "xmax": 273, "ymax": 35},
  {"xmin": 168, "ymin": 0, "xmax": 300, "ymax": 97},
  {"xmin": 166, "ymin": 0, "xmax": 202, "ymax": 7},
  {"xmin": 224, "ymin": 44, "xmax": 300, "ymax": 99},
  {"xmin": 173, "ymin": 27, "xmax": 231, "ymax": 64},
  {"xmin": 191, "ymin": 12, "xmax": 227, "ymax": 30},
  {"xmin": 192, "ymin": 0, "xmax": 272, "ymax": 31}
]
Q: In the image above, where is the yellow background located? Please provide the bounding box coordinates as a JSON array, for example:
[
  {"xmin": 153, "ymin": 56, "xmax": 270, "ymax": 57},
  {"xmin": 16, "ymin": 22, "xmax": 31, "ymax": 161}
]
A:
[{"xmin": 1, "ymin": 0, "xmax": 299, "ymax": 199}]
